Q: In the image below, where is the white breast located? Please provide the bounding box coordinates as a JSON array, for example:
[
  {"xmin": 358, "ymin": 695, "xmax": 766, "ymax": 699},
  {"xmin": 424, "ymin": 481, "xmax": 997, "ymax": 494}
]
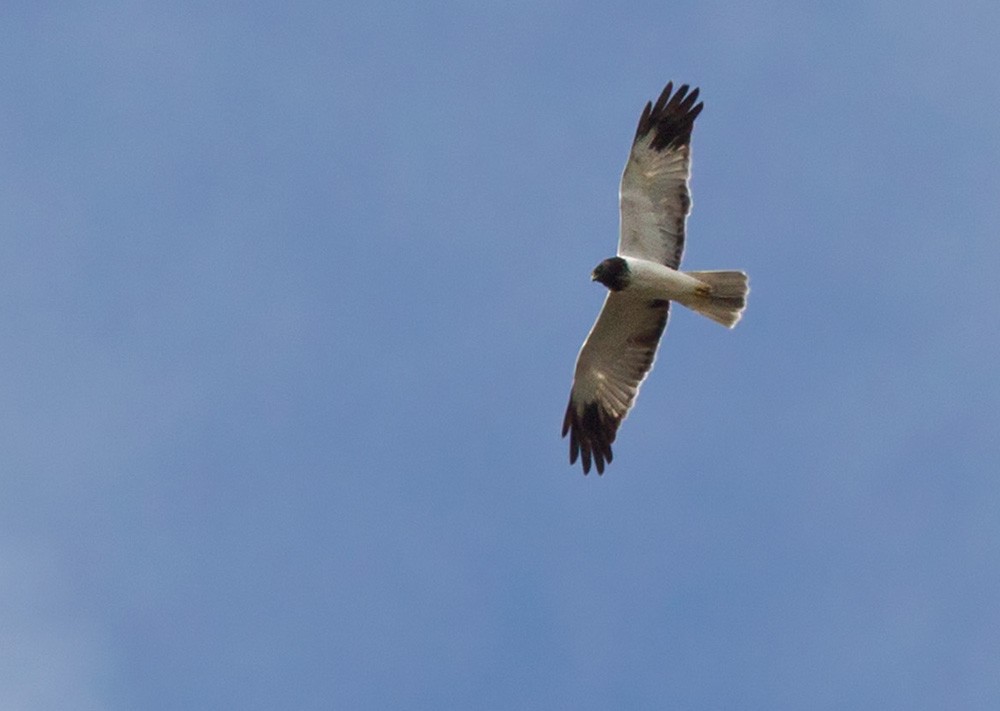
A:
[{"xmin": 622, "ymin": 256, "xmax": 704, "ymax": 300}]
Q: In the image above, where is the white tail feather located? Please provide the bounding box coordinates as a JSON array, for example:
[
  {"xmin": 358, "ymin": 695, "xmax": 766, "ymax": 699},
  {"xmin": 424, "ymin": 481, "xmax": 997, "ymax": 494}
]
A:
[{"xmin": 684, "ymin": 270, "xmax": 749, "ymax": 328}]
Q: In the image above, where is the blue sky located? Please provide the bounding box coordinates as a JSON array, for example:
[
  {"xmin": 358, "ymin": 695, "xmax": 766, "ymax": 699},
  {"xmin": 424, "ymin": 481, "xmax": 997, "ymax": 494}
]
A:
[{"xmin": 3, "ymin": 2, "xmax": 1000, "ymax": 709}]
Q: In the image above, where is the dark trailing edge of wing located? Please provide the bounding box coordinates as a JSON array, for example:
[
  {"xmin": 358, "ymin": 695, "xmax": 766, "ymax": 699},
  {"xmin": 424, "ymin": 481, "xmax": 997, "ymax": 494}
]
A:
[
  {"xmin": 562, "ymin": 399, "xmax": 618, "ymax": 475},
  {"xmin": 633, "ymin": 82, "xmax": 703, "ymax": 152}
]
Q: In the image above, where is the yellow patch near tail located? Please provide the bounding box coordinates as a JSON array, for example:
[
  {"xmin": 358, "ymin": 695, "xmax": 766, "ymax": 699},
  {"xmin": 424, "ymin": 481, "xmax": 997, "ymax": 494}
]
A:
[{"xmin": 684, "ymin": 270, "xmax": 749, "ymax": 328}]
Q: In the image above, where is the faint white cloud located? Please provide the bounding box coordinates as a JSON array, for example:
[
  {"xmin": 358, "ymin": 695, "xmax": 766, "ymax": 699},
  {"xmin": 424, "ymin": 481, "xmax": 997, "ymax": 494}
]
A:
[{"xmin": 0, "ymin": 542, "xmax": 115, "ymax": 711}]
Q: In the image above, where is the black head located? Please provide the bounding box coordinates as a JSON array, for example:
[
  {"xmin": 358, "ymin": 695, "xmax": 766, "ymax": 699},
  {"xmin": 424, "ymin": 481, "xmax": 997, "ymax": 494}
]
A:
[{"xmin": 591, "ymin": 257, "xmax": 630, "ymax": 291}]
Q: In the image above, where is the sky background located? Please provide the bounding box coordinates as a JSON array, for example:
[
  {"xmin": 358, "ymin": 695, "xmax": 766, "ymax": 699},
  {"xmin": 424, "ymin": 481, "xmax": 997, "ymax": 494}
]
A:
[{"xmin": 3, "ymin": 2, "xmax": 1000, "ymax": 709}]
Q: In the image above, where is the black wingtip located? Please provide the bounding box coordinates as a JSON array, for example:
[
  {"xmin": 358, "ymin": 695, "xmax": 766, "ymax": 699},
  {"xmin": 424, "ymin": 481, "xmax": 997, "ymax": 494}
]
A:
[
  {"xmin": 633, "ymin": 82, "xmax": 704, "ymax": 150},
  {"xmin": 562, "ymin": 398, "xmax": 619, "ymax": 476}
]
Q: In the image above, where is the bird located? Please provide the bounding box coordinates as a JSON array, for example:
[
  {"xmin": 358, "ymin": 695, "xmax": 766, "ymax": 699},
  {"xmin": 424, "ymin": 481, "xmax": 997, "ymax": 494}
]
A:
[{"xmin": 562, "ymin": 83, "xmax": 749, "ymax": 475}]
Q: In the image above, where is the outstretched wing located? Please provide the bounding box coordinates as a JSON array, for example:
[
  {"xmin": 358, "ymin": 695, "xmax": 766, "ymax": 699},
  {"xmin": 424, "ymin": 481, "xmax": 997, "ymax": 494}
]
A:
[
  {"xmin": 562, "ymin": 294, "xmax": 671, "ymax": 474},
  {"xmin": 618, "ymin": 83, "xmax": 703, "ymax": 269}
]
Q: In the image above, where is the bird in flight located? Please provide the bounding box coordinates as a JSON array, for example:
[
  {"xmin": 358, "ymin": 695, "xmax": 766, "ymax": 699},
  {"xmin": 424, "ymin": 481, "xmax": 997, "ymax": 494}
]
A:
[{"xmin": 562, "ymin": 83, "xmax": 749, "ymax": 475}]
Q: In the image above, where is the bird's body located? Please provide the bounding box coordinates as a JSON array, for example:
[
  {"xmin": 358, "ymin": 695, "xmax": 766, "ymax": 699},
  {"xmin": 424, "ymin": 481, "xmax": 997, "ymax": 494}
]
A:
[
  {"xmin": 598, "ymin": 255, "xmax": 708, "ymax": 300},
  {"xmin": 562, "ymin": 83, "xmax": 749, "ymax": 475}
]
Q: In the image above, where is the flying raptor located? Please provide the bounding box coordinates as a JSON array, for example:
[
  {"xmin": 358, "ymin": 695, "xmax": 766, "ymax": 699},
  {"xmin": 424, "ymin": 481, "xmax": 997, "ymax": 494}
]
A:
[{"xmin": 562, "ymin": 83, "xmax": 749, "ymax": 475}]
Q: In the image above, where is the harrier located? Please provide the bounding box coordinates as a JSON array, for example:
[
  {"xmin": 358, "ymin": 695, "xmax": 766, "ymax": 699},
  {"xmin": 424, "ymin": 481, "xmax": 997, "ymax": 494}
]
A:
[{"xmin": 562, "ymin": 83, "xmax": 748, "ymax": 475}]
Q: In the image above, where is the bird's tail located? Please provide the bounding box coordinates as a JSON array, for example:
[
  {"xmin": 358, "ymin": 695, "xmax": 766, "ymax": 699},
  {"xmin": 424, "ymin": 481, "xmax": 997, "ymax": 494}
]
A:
[{"xmin": 684, "ymin": 271, "xmax": 749, "ymax": 328}]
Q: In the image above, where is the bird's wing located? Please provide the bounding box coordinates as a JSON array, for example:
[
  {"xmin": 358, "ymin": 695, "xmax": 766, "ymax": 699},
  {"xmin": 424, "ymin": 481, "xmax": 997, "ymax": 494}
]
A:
[
  {"xmin": 562, "ymin": 293, "xmax": 671, "ymax": 474},
  {"xmin": 618, "ymin": 83, "xmax": 703, "ymax": 269}
]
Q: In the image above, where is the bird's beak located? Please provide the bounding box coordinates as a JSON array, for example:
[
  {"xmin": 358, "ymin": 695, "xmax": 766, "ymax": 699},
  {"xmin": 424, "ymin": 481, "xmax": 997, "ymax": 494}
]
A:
[{"xmin": 591, "ymin": 272, "xmax": 598, "ymax": 281}]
